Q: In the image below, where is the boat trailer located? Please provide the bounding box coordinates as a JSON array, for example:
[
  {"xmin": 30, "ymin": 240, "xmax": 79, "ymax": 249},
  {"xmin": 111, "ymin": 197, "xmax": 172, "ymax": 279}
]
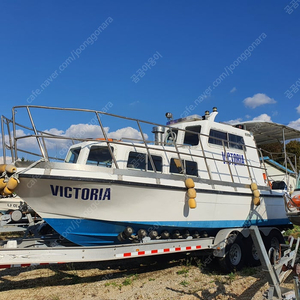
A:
[{"xmin": 0, "ymin": 225, "xmax": 299, "ymax": 299}]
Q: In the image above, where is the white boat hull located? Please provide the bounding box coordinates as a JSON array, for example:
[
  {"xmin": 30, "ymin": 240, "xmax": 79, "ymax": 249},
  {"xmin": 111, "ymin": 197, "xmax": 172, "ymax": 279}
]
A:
[{"xmin": 16, "ymin": 173, "xmax": 289, "ymax": 246}]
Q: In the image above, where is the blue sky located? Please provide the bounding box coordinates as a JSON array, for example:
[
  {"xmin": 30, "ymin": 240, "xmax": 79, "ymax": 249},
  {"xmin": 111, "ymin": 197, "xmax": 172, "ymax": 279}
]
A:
[{"xmin": 1, "ymin": 1, "xmax": 300, "ymax": 159}]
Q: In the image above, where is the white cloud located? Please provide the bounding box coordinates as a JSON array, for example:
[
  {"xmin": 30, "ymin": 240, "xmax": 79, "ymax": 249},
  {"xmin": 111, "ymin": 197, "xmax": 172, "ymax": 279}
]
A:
[
  {"xmin": 252, "ymin": 114, "xmax": 272, "ymax": 122},
  {"xmin": 44, "ymin": 128, "xmax": 65, "ymax": 136},
  {"xmin": 243, "ymin": 93, "xmax": 276, "ymax": 109},
  {"xmin": 16, "ymin": 129, "xmax": 37, "ymax": 149},
  {"xmin": 1, "ymin": 124, "xmax": 149, "ymax": 160},
  {"xmin": 64, "ymin": 124, "xmax": 105, "ymax": 140},
  {"xmin": 0, "ymin": 129, "xmax": 36, "ymax": 151},
  {"xmin": 109, "ymin": 127, "xmax": 148, "ymax": 140},
  {"xmin": 288, "ymin": 118, "xmax": 300, "ymax": 130},
  {"xmin": 230, "ymin": 87, "xmax": 237, "ymax": 93},
  {"xmin": 245, "ymin": 115, "xmax": 251, "ymax": 119},
  {"xmin": 0, "ymin": 156, "xmax": 12, "ymax": 164},
  {"xmin": 224, "ymin": 118, "xmax": 242, "ymax": 125},
  {"xmin": 61, "ymin": 124, "xmax": 147, "ymax": 141},
  {"xmin": 296, "ymin": 104, "xmax": 300, "ymax": 114}
]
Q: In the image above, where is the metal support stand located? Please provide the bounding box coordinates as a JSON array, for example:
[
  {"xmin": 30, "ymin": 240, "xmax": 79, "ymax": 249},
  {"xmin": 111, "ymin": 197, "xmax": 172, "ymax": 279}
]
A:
[{"xmin": 249, "ymin": 226, "xmax": 300, "ymax": 300}]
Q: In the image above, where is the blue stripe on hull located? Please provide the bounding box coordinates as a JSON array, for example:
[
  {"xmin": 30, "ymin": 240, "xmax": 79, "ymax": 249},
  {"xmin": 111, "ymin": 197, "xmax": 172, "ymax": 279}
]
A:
[{"xmin": 44, "ymin": 217, "xmax": 290, "ymax": 246}]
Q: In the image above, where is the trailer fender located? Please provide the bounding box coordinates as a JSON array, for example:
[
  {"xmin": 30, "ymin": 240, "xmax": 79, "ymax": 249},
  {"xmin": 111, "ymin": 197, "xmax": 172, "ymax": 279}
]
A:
[
  {"xmin": 258, "ymin": 227, "xmax": 280, "ymax": 238},
  {"xmin": 212, "ymin": 227, "xmax": 282, "ymax": 257},
  {"xmin": 212, "ymin": 228, "xmax": 251, "ymax": 257}
]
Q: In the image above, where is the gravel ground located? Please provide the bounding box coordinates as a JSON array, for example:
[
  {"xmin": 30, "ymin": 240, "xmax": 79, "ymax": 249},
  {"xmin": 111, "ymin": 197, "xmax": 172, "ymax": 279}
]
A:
[{"xmin": 0, "ymin": 255, "xmax": 296, "ymax": 300}]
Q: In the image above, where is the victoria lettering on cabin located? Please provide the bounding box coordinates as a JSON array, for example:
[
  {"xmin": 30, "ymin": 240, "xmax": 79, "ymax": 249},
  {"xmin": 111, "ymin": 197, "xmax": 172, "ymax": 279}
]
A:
[
  {"xmin": 221, "ymin": 152, "xmax": 245, "ymax": 165},
  {"xmin": 50, "ymin": 185, "xmax": 111, "ymax": 200}
]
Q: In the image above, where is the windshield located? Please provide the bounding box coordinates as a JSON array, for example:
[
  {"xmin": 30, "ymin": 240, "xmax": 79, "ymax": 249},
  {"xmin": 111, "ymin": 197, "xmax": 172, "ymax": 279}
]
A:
[{"xmin": 86, "ymin": 146, "xmax": 114, "ymax": 167}]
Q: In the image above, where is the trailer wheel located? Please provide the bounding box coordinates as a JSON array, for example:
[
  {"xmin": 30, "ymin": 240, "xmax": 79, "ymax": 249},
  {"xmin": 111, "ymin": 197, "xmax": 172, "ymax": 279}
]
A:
[
  {"xmin": 245, "ymin": 236, "xmax": 261, "ymax": 267},
  {"xmin": 264, "ymin": 229, "xmax": 285, "ymax": 262},
  {"xmin": 218, "ymin": 233, "xmax": 245, "ymax": 272}
]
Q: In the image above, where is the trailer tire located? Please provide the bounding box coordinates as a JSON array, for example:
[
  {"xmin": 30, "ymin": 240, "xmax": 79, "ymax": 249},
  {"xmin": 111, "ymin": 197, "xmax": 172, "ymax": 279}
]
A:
[
  {"xmin": 264, "ymin": 230, "xmax": 285, "ymax": 256},
  {"xmin": 218, "ymin": 233, "xmax": 245, "ymax": 272},
  {"xmin": 245, "ymin": 236, "xmax": 261, "ymax": 267}
]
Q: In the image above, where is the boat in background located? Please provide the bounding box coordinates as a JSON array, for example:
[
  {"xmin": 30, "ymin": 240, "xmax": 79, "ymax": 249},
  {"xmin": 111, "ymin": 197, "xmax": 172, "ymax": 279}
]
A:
[
  {"xmin": 0, "ymin": 195, "xmax": 24, "ymax": 213},
  {"xmin": 1, "ymin": 106, "xmax": 298, "ymax": 246},
  {"xmin": 284, "ymin": 174, "xmax": 300, "ymax": 225},
  {"xmin": 262, "ymin": 156, "xmax": 296, "ymax": 191}
]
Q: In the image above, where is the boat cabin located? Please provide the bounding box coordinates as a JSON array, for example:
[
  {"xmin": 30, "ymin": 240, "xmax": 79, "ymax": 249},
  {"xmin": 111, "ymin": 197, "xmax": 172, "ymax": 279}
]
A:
[{"xmin": 63, "ymin": 108, "xmax": 263, "ymax": 187}]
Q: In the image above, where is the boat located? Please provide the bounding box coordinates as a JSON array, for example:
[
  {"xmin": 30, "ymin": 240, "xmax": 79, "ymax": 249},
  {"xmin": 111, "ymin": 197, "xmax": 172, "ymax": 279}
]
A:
[
  {"xmin": 1, "ymin": 105, "xmax": 299, "ymax": 246},
  {"xmin": 0, "ymin": 195, "xmax": 24, "ymax": 213},
  {"xmin": 284, "ymin": 174, "xmax": 300, "ymax": 225}
]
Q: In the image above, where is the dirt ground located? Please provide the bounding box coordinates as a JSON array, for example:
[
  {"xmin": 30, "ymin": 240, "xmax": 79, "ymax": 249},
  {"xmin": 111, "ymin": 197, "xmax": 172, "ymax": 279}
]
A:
[{"xmin": 0, "ymin": 254, "xmax": 296, "ymax": 300}]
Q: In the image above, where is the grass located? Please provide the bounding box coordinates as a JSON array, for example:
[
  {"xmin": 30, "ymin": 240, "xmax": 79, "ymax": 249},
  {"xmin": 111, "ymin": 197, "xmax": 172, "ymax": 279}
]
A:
[
  {"xmin": 105, "ymin": 282, "xmax": 119, "ymax": 288},
  {"xmin": 213, "ymin": 275, "xmax": 224, "ymax": 283},
  {"xmin": 176, "ymin": 268, "xmax": 189, "ymax": 275},
  {"xmin": 180, "ymin": 280, "xmax": 189, "ymax": 287},
  {"xmin": 105, "ymin": 274, "xmax": 138, "ymax": 289},
  {"xmin": 227, "ymin": 272, "xmax": 236, "ymax": 283},
  {"xmin": 122, "ymin": 278, "xmax": 132, "ymax": 286},
  {"xmin": 185, "ymin": 257, "xmax": 193, "ymax": 267},
  {"xmin": 284, "ymin": 225, "xmax": 300, "ymax": 238}
]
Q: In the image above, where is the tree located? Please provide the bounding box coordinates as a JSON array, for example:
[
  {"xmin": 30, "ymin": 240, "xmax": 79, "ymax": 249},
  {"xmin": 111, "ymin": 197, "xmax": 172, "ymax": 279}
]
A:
[
  {"xmin": 286, "ymin": 140, "xmax": 300, "ymax": 171},
  {"xmin": 260, "ymin": 140, "xmax": 300, "ymax": 172},
  {"xmin": 260, "ymin": 142, "xmax": 283, "ymax": 161}
]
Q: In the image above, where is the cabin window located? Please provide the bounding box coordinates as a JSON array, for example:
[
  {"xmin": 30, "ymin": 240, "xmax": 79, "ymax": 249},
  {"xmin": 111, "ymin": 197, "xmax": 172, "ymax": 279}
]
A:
[
  {"xmin": 186, "ymin": 161, "xmax": 198, "ymax": 176},
  {"xmin": 208, "ymin": 129, "xmax": 227, "ymax": 147},
  {"xmin": 148, "ymin": 155, "xmax": 163, "ymax": 172},
  {"xmin": 127, "ymin": 152, "xmax": 162, "ymax": 172},
  {"xmin": 229, "ymin": 134, "xmax": 244, "ymax": 150},
  {"xmin": 65, "ymin": 148, "xmax": 81, "ymax": 164},
  {"xmin": 184, "ymin": 125, "xmax": 201, "ymax": 146},
  {"xmin": 170, "ymin": 158, "xmax": 184, "ymax": 174},
  {"xmin": 127, "ymin": 152, "xmax": 146, "ymax": 170},
  {"xmin": 165, "ymin": 129, "xmax": 178, "ymax": 145},
  {"xmin": 86, "ymin": 146, "xmax": 114, "ymax": 167},
  {"xmin": 170, "ymin": 158, "xmax": 198, "ymax": 176}
]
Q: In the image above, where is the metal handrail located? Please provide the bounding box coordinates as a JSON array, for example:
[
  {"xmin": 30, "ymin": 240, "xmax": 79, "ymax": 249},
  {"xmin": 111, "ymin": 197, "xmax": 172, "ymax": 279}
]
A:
[
  {"xmin": 1, "ymin": 105, "xmax": 282, "ymax": 186},
  {"xmin": 3, "ymin": 133, "xmax": 266, "ymax": 172}
]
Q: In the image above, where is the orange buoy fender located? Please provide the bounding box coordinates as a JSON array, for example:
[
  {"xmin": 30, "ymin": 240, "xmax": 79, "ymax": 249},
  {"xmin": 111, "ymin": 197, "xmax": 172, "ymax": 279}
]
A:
[
  {"xmin": 250, "ymin": 182, "xmax": 258, "ymax": 191},
  {"xmin": 253, "ymin": 197, "xmax": 260, "ymax": 206},
  {"xmin": 253, "ymin": 190, "xmax": 260, "ymax": 198},
  {"xmin": 0, "ymin": 164, "xmax": 6, "ymax": 173},
  {"xmin": 5, "ymin": 165, "xmax": 17, "ymax": 173},
  {"xmin": 185, "ymin": 178, "xmax": 195, "ymax": 189},
  {"xmin": 7, "ymin": 177, "xmax": 18, "ymax": 190},
  {"xmin": 3, "ymin": 186, "xmax": 13, "ymax": 196},
  {"xmin": 187, "ymin": 188, "xmax": 196, "ymax": 198},
  {"xmin": 0, "ymin": 178, "xmax": 6, "ymax": 190},
  {"xmin": 188, "ymin": 198, "xmax": 197, "ymax": 209}
]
